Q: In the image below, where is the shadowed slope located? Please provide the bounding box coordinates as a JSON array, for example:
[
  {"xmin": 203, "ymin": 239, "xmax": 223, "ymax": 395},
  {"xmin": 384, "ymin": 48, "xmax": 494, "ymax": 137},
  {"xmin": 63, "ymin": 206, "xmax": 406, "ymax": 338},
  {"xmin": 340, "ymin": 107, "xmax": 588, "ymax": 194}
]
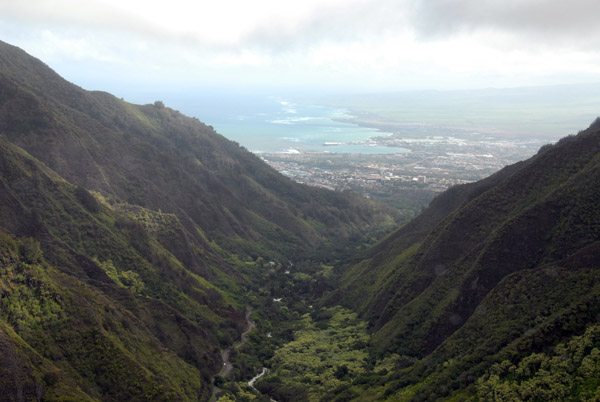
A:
[{"xmin": 334, "ymin": 119, "xmax": 600, "ymax": 400}]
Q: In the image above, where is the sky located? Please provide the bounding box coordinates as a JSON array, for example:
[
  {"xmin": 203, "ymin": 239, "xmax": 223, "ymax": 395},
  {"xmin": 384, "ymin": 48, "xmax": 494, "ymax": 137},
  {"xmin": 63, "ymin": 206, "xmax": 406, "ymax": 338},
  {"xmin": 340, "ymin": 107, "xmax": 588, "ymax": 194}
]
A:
[{"xmin": 2, "ymin": 0, "xmax": 600, "ymax": 96}]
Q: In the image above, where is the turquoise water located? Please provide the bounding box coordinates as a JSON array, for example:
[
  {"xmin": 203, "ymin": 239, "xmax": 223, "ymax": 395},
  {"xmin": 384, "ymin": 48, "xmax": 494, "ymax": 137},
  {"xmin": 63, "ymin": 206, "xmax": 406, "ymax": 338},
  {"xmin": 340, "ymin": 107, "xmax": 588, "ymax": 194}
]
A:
[{"xmin": 177, "ymin": 94, "xmax": 406, "ymax": 154}]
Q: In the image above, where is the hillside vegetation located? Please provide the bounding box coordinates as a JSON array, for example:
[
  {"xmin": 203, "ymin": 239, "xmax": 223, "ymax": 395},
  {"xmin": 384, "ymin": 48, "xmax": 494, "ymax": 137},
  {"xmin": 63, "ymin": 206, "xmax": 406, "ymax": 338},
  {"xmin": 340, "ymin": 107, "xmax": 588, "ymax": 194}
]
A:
[
  {"xmin": 329, "ymin": 118, "xmax": 600, "ymax": 400},
  {"xmin": 0, "ymin": 40, "xmax": 396, "ymax": 400},
  {"xmin": 2, "ymin": 38, "xmax": 600, "ymax": 401}
]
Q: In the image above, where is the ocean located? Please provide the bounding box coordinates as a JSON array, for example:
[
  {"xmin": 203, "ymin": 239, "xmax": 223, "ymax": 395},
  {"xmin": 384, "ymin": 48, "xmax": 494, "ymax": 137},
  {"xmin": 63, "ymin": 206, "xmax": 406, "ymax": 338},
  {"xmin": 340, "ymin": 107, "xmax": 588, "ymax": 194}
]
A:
[{"xmin": 162, "ymin": 91, "xmax": 405, "ymax": 154}]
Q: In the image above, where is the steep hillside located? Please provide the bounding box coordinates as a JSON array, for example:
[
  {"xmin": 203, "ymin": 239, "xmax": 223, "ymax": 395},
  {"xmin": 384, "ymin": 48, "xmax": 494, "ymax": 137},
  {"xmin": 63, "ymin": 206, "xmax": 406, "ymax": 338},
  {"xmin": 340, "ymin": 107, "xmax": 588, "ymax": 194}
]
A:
[
  {"xmin": 0, "ymin": 41, "xmax": 396, "ymax": 401},
  {"xmin": 0, "ymin": 140, "xmax": 226, "ymax": 400},
  {"xmin": 333, "ymin": 119, "xmax": 600, "ymax": 400},
  {"xmin": 0, "ymin": 40, "xmax": 395, "ymax": 268}
]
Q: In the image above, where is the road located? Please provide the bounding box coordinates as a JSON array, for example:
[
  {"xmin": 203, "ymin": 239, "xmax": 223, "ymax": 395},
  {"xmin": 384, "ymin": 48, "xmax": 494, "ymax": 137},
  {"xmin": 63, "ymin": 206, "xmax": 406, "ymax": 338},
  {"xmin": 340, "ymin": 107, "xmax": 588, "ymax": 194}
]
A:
[{"xmin": 209, "ymin": 307, "xmax": 255, "ymax": 401}]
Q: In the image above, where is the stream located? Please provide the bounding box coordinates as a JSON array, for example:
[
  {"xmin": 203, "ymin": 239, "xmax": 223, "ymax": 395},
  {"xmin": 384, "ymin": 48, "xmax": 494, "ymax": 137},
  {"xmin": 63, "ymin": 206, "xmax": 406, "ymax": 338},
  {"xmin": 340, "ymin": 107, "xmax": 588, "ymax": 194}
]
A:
[
  {"xmin": 247, "ymin": 367, "xmax": 268, "ymax": 388},
  {"xmin": 248, "ymin": 367, "xmax": 277, "ymax": 402}
]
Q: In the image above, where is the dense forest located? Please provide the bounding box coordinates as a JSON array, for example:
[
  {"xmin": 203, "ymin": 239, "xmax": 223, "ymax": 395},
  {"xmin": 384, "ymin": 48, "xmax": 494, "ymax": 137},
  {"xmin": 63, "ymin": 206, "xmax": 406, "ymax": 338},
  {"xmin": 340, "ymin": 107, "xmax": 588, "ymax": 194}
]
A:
[{"xmin": 1, "ymin": 40, "xmax": 599, "ymax": 401}]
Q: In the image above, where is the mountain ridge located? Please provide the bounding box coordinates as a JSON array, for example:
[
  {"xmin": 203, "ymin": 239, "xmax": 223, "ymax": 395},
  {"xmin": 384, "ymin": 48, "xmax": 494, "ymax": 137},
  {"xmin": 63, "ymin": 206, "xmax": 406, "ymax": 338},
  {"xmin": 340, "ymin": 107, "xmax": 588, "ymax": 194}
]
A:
[
  {"xmin": 330, "ymin": 118, "xmax": 600, "ymax": 400},
  {"xmin": 3, "ymin": 38, "xmax": 600, "ymax": 401},
  {"xmin": 0, "ymin": 40, "xmax": 396, "ymax": 401}
]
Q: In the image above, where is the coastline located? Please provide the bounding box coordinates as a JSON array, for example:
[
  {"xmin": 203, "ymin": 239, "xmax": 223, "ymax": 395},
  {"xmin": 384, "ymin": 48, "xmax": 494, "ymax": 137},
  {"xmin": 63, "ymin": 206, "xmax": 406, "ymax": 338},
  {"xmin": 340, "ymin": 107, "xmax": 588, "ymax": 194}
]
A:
[{"xmin": 332, "ymin": 115, "xmax": 416, "ymax": 135}]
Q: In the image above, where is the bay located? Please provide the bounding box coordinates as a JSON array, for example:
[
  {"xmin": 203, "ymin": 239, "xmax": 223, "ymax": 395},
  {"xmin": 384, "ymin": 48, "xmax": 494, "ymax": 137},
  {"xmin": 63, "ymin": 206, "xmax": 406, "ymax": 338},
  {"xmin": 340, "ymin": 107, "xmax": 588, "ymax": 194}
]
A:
[{"xmin": 164, "ymin": 92, "xmax": 406, "ymax": 154}]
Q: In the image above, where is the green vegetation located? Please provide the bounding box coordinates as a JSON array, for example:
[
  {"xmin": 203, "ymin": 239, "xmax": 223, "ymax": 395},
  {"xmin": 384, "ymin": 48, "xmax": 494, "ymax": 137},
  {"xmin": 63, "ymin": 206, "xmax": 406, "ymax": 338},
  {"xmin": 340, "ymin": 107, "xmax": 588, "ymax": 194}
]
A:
[
  {"xmin": 0, "ymin": 40, "xmax": 397, "ymax": 400},
  {"xmin": 241, "ymin": 118, "xmax": 600, "ymax": 402},
  {"xmin": 477, "ymin": 324, "xmax": 600, "ymax": 401},
  {"xmin": 259, "ymin": 307, "xmax": 370, "ymax": 401},
  {"xmin": 2, "ymin": 39, "xmax": 600, "ymax": 402},
  {"xmin": 217, "ymin": 301, "xmax": 412, "ymax": 402},
  {"xmin": 0, "ymin": 232, "xmax": 210, "ymax": 401},
  {"xmin": 320, "ymin": 118, "xmax": 600, "ymax": 400}
]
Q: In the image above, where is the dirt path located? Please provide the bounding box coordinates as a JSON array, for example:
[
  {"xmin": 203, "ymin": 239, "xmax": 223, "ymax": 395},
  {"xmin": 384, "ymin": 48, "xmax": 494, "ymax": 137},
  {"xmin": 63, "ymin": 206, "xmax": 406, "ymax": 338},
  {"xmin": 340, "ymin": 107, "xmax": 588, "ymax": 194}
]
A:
[{"xmin": 209, "ymin": 307, "xmax": 255, "ymax": 401}]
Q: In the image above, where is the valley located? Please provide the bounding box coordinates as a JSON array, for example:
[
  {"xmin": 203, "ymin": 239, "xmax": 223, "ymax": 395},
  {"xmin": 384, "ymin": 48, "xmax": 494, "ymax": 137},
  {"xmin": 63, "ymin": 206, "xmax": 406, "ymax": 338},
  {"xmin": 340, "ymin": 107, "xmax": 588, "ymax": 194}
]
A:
[
  {"xmin": 213, "ymin": 117, "xmax": 600, "ymax": 401},
  {"xmin": 1, "ymin": 39, "xmax": 600, "ymax": 402},
  {"xmin": 0, "ymin": 40, "xmax": 397, "ymax": 401}
]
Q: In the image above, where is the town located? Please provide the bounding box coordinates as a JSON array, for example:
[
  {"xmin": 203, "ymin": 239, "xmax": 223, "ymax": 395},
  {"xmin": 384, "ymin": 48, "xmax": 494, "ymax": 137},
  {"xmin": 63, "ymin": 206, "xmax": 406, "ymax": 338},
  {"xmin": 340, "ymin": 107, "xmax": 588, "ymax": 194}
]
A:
[{"xmin": 261, "ymin": 131, "xmax": 550, "ymax": 216}]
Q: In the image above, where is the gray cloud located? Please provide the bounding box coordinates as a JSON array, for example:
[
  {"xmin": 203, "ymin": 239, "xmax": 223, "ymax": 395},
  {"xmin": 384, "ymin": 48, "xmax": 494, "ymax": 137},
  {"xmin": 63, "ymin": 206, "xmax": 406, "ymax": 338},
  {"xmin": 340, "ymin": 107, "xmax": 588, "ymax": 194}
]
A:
[
  {"xmin": 4, "ymin": 0, "xmax": 600, "ymax": 53},
  {"xmin": 235, "ymin": 0, "xmax": 411, "ymax": 52},
  {"xmin": 0, "ymin": 1, "xmax": 224, "ymax": 50},
  {"xmin": 221, "ymin": 0, "xmax": 600, "ymax": 54},
  {"xmin": 0, "ymin": 1, "xmax": 140, "ymax": 33},
  {"xmin": 410, "ymin": 0, "xmax": 600, "ymax": 46}
]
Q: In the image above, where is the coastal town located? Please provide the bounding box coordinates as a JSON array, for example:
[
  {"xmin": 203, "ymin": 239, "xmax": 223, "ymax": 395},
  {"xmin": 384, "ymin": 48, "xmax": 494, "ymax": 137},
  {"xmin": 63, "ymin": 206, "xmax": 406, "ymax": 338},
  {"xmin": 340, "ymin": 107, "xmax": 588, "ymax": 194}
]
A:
[{"xmin": 261, "ymin": 131, "xmax": 550, "ymax": 212}]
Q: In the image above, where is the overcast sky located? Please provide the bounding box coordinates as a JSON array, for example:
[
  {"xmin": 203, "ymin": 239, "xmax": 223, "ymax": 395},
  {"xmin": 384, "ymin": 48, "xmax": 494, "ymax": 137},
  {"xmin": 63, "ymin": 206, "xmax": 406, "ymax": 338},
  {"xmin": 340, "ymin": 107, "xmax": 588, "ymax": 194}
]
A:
[{"xmin": 2, "ymin": 0, "xmax": 600, "ymax": 96}]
